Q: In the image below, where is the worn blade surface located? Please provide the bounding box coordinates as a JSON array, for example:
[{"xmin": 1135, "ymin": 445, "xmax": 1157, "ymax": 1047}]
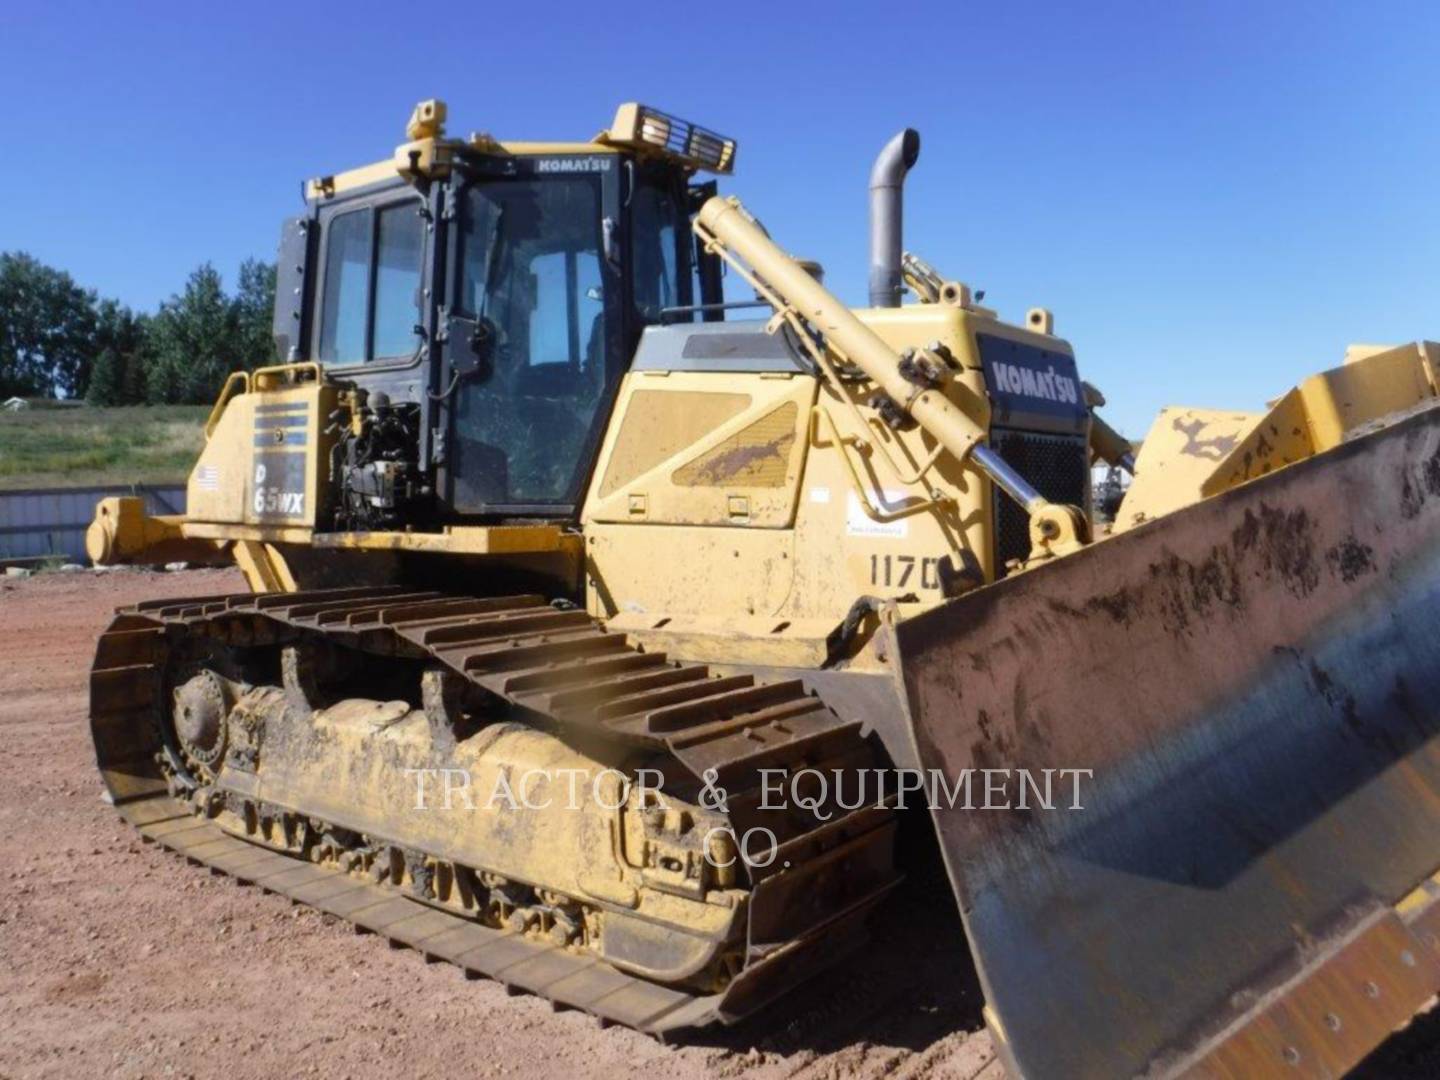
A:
[{"xmin": 896, "ymin": 403, "xmax": 1440, "ymax": 1078}]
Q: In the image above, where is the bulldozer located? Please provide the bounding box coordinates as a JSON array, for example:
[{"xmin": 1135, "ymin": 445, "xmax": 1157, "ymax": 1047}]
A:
[{"xmin": 85, "ymin": 99, "xmax": 1440, "ymax": 1078}]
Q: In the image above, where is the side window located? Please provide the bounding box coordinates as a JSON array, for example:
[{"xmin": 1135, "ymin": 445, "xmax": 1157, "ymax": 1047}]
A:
[
  {"xmin": 373, "ymin": 204, "xmax": 423, "ymax": 358},
  {"xmin": 318, "ymin": 210, "xmax": 370, "ymax": 363},
  {"xmin": 631, "ymin": 183, "xmax": 685, "ymax": 321},
  {"xmin": 317, "ymin": 200, "xmax": 424, "ymax": 364}
]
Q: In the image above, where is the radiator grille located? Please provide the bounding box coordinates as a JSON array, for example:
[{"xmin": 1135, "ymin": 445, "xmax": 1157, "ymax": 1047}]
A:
[{"xmin": 990, "ymin": 429, "xmax": 1089, "ymax": 576}]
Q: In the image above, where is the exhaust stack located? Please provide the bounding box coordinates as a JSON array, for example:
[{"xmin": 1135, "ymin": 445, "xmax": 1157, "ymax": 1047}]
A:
[{"xmin": 868, "ymin": 128, "xmax": 921, "ymax": 308}]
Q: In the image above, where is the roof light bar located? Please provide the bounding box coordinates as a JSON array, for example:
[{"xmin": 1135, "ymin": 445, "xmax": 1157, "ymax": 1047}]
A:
[{"xmin": 607, "ymin": 104, "xmax": 736, "ymax": 174}]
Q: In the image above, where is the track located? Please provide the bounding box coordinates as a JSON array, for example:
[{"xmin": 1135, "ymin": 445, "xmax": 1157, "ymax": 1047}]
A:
[{"xmin": 89, "ymin": 586, "xmax": 900, "ymax": 1036}]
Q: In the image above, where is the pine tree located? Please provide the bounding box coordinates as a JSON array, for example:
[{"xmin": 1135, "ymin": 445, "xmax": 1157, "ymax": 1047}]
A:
[
  {"xmin": 120, "ymin": 314, "xmax": 150, "ymax": 404},
  {"xmin": 233, "ymin": 258, "xmax": 277, "ymax": 369},
  {"xmin": 86, "ymin": 346, "xmax": 124, "ymax": 405}
]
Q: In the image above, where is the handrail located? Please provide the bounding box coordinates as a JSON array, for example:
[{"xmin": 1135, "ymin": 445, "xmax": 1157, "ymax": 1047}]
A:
[
  {"xmin": 810, "ymin": 406, "xmax": 949, "ymax": 522},
  {"xmin": 253, "ymin": 362, "xmax": 322, "ymax": 391},
  {"xmin": 204, "ymin": 363, "xmax": 324, "ymax": 441},
  {"xmin": 204, "ymin": 371, "xmax": 251, "ymax": 440}
]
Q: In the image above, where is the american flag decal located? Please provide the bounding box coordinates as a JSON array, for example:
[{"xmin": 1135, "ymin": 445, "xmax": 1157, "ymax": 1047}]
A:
[{"xmin": 196, "ymin": 465, "xmax": 220, "ymax": 491}]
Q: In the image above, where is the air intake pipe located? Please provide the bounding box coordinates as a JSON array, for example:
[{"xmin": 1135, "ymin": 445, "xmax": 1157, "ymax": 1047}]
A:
[{"xmin": 868, "ymin": 128, "xmax": 921, "ymax": 308}]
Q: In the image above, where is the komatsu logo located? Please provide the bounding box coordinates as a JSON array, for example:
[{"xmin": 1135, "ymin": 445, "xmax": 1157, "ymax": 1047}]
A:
[
  {"xmin": 535, "ymin": 157, "xmax": 612, "ymax": 173},
  {"xmin": 990, "ymin": 361, "xmax": 1080, "ymax": 405}
]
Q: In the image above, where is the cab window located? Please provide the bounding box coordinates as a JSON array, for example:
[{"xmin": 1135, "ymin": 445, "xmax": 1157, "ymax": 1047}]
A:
[
  {"xmin": 318, "ymin": 200, "xmax": 425, "ymax": 364},
  {"xmin": 630, "ymin": 180, "xmax": 690, "ymax": 322}
]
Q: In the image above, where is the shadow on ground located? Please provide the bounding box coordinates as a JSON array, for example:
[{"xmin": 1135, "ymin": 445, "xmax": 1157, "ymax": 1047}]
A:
[{"xmin": 674, "ymin": 816, "xmax": 988, "ymax": 1059}]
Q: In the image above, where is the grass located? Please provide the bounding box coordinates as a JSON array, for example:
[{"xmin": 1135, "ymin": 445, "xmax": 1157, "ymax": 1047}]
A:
[{"xmin": 0, "ymin": 404, "xmax": 209, "ymax": 489}]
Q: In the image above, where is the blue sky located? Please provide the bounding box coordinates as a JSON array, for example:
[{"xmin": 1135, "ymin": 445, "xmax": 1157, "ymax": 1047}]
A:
[{"xmin": 2, "ymin": 1, "xmax": 1436, "ymax": 435}]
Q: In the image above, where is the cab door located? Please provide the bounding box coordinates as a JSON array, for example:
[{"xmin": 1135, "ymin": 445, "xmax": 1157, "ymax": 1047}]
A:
[{"xmin": 436, "ymin": 152, "xmax": 626, "ymax": 518}]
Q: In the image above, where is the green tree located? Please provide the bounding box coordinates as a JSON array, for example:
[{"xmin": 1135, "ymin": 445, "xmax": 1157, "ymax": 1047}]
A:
[
  {"xmin": 120, "ymin": 313, "xmax": 152, "ymax": 404},
  {"xmin": 145, "ymin": 263, "xmax": 238, "ymax": 404},
  {"xmin": 0, "ymin": 252, "xmax": 278, "ymax": 405},
  {"xmin": 233, "ymin": 258, "xmax": 277, "ymax": 369},
  {"xmin": 0, "ymin": 252, "xmax": 97, "ymax": 398},
  {"xmin": 86, "ymin": 346, "xmax": 123, "ymax": 405},
  {"xmin": 86, "ymin": 299, "xmax": 148, "ymax": 405}
]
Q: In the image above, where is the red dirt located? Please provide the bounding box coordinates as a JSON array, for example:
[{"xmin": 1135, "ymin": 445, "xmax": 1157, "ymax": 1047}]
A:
[{"xmin": 0, "ymin": 568, "xmax": 999, "ymax": 1080}]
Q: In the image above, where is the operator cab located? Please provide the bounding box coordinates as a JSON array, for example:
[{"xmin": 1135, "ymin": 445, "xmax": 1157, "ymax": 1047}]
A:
[{"xmin": 272, "ymin": 101, "xmax": 735, "ymax": 529}]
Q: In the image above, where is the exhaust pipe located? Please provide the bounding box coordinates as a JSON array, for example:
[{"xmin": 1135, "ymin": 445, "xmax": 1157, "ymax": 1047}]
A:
[{"xmin": 868, "ymin": 128, "xmax": 921, "ymax": 308}]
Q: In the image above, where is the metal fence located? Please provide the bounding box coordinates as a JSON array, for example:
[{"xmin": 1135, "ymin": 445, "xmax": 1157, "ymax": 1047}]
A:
[{"xmin": 0, "ymin": 484, "xmax": 186, "ymax": 564}]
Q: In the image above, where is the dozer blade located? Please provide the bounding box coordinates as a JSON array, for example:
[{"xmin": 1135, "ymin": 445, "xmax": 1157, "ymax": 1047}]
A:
[{"xmin": 895, "ymin": 401, "xmax": 1440, "ymax": 1079}]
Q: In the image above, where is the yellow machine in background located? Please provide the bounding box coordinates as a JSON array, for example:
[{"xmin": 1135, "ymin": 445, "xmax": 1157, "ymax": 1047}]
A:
[{"xmin": 88, "ymin": 100, "xmax": 1440, "ymax": 1078}]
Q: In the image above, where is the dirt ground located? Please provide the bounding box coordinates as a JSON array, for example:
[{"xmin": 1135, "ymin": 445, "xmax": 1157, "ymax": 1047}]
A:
[
  {"xmin": 0, "ymin": 568, "xmax": 1001, "ymax": 1080},
  {"xmin": 5, "ymin": 568, "xmax": 1439, "ymax": 1079}
]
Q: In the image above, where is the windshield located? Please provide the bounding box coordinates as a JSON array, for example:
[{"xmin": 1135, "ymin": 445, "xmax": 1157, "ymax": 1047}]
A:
[{"xmin": 451, "ymin": 176, "xmax": 610, "ymax": 510}]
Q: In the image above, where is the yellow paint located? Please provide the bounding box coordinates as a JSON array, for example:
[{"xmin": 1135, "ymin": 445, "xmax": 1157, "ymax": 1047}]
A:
[
  {"xmin": 404, "ymin": 99, "xmax": 446, "ymax": 141},
  {"xmin": 306, "ymin": 159, "xmax": 404, "ymax": 200},
  {"xmin": 587, "ymin": 372, "xmax": 814, "ymax": 529},
  {"xmin": 311, "ymin": 525, "xmax": 583, "ymax": 557},
  {"xmin": 85, "ymin": 498, "xmax": 224, "ymax": 567},
  {"xmin": 492, "ymin": 141, "xmax": 622, "ymax": 156},
  {"xmin": 185, "ymin": 373, "xmax": 337, "ymax": 530},
  {"xmin": 579, "ymin": 299, "xmax": 1069, "ymax": 666},
  {"xmin": 309, "ymin": 98, "xmax": 734, "ymax": 204},
  {"xmin": 1120, "ymin": 341, "xmax": 1440, "ymax": 529},
  {"xmin": 1292, "ymin": 342, "xmax": 1437, "ymax": 450},
  {"xmin": 232, "ymin": 539, "xmax": 297, "ymax": 592},
  {"xmin": 602, "ymin": 103, "xmax": 736, "ymax": 174},
  {"xmin": 308, "ymin": 141, "xmax": 626, "ymax": 200},
  {"xmin": 1396, "ymin": 866, "xmax": 1440, "ymax": 922},
  {"xmin": 1117, "ymin": 408, "xmax": 1264, "ymax": 529},
  {"xmin": 180, "ymin": 522, "xmax": 313, "ymax": 544},
  {"xmin": 598, "ymin": 388, "xmax": 752, "ymax": 498}
]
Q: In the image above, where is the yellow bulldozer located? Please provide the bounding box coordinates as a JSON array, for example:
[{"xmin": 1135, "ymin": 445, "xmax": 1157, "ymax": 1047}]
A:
[{"xmin": 86, "ymin": 99, "xmax": 1440, "ymax": 1078}]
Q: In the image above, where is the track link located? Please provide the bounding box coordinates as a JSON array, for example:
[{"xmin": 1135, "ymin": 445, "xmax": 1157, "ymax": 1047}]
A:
[{"xmin": 90, "ymin": 586, "xmax": 900, "ymax": 1035}]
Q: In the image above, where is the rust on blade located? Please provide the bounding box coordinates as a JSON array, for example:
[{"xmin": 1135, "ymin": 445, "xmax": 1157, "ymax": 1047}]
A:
[
  {"xmin": 1188, "ymin": 906, "xmax": 1440, "ymax": 1078},
  {"xmin": 896, "ymin": 402, "xmax": 1440, "ymax": 1079}
]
